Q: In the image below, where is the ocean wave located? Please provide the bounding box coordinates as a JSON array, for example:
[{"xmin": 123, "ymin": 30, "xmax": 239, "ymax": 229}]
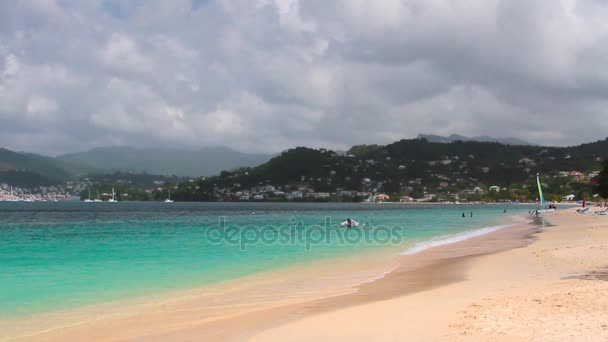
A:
[{"xmin": 400, "ymin": 224, "xmax": 513, "ymax": 255}]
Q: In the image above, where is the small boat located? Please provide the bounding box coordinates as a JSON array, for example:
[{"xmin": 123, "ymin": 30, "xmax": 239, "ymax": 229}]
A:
[
  {"xmin": 84, "ymin": 188, "xmax": 94, "ymax": 202},
  {"xmin": 164, "ymin": 188, "xmax": 173, "ymax": 203},
  {"xmin": 22, "ymin": 190, "xmax": 35, "ymax": 202},
  {"xmin": 340, "ymin": 219, "xmax": 360, "ymax": 227},
  {"xmin": 530, "ymin": 174, "xmax": 555, "ymax": 216},
  {"xmin": 107, "ymin": 188, "xmax": 117, "ymax": 203}
]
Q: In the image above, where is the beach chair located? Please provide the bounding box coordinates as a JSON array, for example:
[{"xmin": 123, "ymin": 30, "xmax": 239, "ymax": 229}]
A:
[
  {"xmin": 576, "ymin": 207, "xmax": 590, "ymax": 214},
  {"xmin": 593, "ymin": 208, "xmax": 608, "ymax": 216}
]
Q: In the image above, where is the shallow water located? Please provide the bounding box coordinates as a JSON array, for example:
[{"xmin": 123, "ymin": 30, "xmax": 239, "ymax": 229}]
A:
[{"xmin": 0, "ymin": 202, "xmax": 529, "ymax": 318}]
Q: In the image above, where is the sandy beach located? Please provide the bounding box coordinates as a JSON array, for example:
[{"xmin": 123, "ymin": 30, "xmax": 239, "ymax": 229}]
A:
[
  {"xmin": 255, "ymin": 208, "xmax": 608, "ymax": 341},
  {"xmin": 5, "ymin": 208, "xmax": 608, "ymax": 341}
]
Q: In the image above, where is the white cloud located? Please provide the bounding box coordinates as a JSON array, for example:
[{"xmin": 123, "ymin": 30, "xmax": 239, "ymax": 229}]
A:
[
  {"xmin": 26, "ymin": 95, "xmax": 58, "ymax": 115},
  {"xmin": 0, "ymin": 0, "xmax": 607, "ymax": 155},
  {"xmin": 100, "ymin": 32, "xmax": 154, "ymax": 73}
]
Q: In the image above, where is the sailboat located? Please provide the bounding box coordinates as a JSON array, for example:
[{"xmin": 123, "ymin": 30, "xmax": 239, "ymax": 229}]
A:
[
  {"xmin": 5, "ymin": 186, "xmax": 18, "ymax": 202},
  {"xmin": 531, "ymin": 173, "xmax": 555, "ymax": 216},
  {"xmin": 84, "ymin": 188, "xmax": 94, "ymax": 202},
  {"xmin": 22, "ymin": 190, "xmax": 35, "ymax": 202},
  {"xmin": 94, "ymin": 190, "xmax": 102, "ymax": 202},
  {"xmin": 107, "ymin": 188, "xmax": 117, "ymax": 203},
  {"xmin": 164, "ymin": 188, "xmax": 174, "ymax": 203}
]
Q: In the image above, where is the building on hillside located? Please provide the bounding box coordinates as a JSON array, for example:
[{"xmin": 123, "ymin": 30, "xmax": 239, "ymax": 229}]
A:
[
  {"xmin": 489, "ymin": 185, "xmax": 500, "ymax": 192},
  {"xmin": 373, "ymin": 193, "xmax": 390, "ymax": 203},
  {"xmin": 465, "ymin": 186, "xmax": 485, "ymax": 195},
  {"xmin": 287, "ymin": 191, "xmax": 303, "ymax": 199},
  {"xmin": 309, "ymin": 192, "xmax": 330, "ymax": 199},
  {"xmin": 400, "ymin": 195, "xmax": 414, "ymax": 203}
]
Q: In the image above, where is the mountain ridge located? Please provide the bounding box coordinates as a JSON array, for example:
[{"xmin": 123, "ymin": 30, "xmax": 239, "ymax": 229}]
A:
[
  {"xmin": 417, "ymin": 134, "xmax": 532, "ymax": 146},
  {"xmin": 57, "ymin": 146, "xmax": 273, "ymax": 177}
]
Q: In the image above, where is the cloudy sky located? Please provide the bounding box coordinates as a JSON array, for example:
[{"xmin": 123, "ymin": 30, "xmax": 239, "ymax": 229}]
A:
[{"xmin": 1, "ymin": 0, "xmax": 608, "ymax": 155}]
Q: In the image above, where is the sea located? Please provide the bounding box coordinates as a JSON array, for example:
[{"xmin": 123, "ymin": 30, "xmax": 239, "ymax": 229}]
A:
[{"xmin": 0, "ymin": 201, "xmax": 532, "ymax": 320}]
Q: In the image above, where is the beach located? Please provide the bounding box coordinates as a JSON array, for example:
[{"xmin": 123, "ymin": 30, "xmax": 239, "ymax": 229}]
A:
[
  {"xmin": 4, "ymin": 207, "xmax": 608, "ymax": 341},
  {"xmin": 255, "ymin": 208, "xmax": 608, "ymax": 341}
]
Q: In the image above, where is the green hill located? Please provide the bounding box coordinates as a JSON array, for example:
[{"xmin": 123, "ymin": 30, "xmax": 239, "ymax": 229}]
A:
[
  {"xmin": 175, "ymin": 137, "xmax": 608, "ymax": 201},
  {"xmin": 0, "ymin": 148, "xmax": 88, "ymax": 187}
]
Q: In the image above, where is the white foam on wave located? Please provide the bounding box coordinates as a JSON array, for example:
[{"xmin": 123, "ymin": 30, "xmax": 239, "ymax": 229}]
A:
[
  {"xmin": 509, "ymin": 214, "xmax": 533, "ymax": 223},
  {"xmin": 400, "ymin": 224, "xmax": 513, "ymax": 255}
]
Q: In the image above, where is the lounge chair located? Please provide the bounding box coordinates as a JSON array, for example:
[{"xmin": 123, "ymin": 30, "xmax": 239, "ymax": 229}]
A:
[
  {"xmin": 593, "ymin": 208, "xmax": 608, "ymax": 216},
  {"xmin": 576, "ymin": 207, "xmax": 590, "ymax": 214}
]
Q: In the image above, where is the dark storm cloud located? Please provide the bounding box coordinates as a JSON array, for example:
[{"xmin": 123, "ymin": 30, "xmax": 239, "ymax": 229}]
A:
[{"xmin": 0, "ymin": 0, "xmax": 607, "ymax": 155}]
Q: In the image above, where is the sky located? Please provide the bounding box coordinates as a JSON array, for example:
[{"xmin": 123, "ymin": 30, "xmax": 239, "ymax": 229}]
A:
[{"xmin": 1, "ymin": 0, "xmax": 608, "ymax": 156}]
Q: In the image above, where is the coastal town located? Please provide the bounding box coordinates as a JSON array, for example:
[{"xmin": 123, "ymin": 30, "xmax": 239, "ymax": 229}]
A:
[
  {"xmin": 184, "ymin": 169, "xmax": 600, "ymax": 204},
  {"xmin": 0, "ymin": 166, "xmax": 600, "ymax": 204},
  {"xmin": 163, "ymin": 142, "xmax": 605, "ymax": 204},
  {"xmin": 0, "ymin": 182, "xmax": 80, "ymax": 202}
]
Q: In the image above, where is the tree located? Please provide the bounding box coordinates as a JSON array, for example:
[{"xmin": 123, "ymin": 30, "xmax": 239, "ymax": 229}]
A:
[{"xmin": 597, "ymin": 159, "xmax": 608, "ymax": 199}]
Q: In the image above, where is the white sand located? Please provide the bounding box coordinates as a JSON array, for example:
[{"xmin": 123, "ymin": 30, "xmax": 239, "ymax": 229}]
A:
[{"xmin": 254, "ymin": 209, "xmax": 608, "ymax": 341}]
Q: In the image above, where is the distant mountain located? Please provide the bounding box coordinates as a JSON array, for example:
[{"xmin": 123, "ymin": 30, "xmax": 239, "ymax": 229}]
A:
[
  {"xmin": 0, "ymin": 148, "xmax": 89, "ymax": 187},
  {"xmin": 417, "ymin": 134, "xmax": 532, "ymax": 146},
  {"xmin": 57, "ymin": 146, "xmax": 273, "ymax": 177}
]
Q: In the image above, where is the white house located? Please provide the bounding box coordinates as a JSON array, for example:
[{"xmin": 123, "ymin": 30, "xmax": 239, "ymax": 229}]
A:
[
  {"xmin": 288, "ymin": 191, "xmax": 303, "ymax": 199},
  {"xmin": 562, "ymin": 194, "xmax": 575, "ymax": 201},
  {"xmin": 400, "ymin": 195, "xmax": 414, "ymax": 203},
  {"xmin": 489, "ymin": 185, "xmax": 500, "ymax": 192}
]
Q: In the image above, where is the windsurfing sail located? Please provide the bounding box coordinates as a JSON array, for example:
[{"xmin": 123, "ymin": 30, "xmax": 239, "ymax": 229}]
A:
[{"xmin": 536, "ymin": 173, "xmax": 545, "ymax": 206}]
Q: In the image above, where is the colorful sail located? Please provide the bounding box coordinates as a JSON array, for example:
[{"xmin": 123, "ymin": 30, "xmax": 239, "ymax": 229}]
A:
[{"xmin": 536, "ymin": 173, "xmax": 545, "ymax": 206}]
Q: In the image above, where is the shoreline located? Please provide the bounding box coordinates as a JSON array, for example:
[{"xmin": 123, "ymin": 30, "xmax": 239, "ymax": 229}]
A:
[
  {"xmin": 3, "ymin": 211, "xmax": 534, "ymax": 341},
  {"xmin": 256, "ymin": 208, "xmax": 608, "ymax": 340}
]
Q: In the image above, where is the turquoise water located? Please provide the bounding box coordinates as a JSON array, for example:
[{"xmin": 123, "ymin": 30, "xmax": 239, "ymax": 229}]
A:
[{"xmin": 0, "ymin": 202, "xmax": 526, "ymax": 319}]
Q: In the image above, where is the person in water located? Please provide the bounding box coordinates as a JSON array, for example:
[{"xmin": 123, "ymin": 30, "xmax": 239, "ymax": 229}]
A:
[
  {"xmin": 470, "ymin": 212, "xmax": 473, "ymax": 218},
  {"xmin": 346, "ymin": 218, "xmax": 352, "ymax": 228},
  {"xmin": 461, "ymin": 212, "xmax": 466, "ymax": 218}
]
